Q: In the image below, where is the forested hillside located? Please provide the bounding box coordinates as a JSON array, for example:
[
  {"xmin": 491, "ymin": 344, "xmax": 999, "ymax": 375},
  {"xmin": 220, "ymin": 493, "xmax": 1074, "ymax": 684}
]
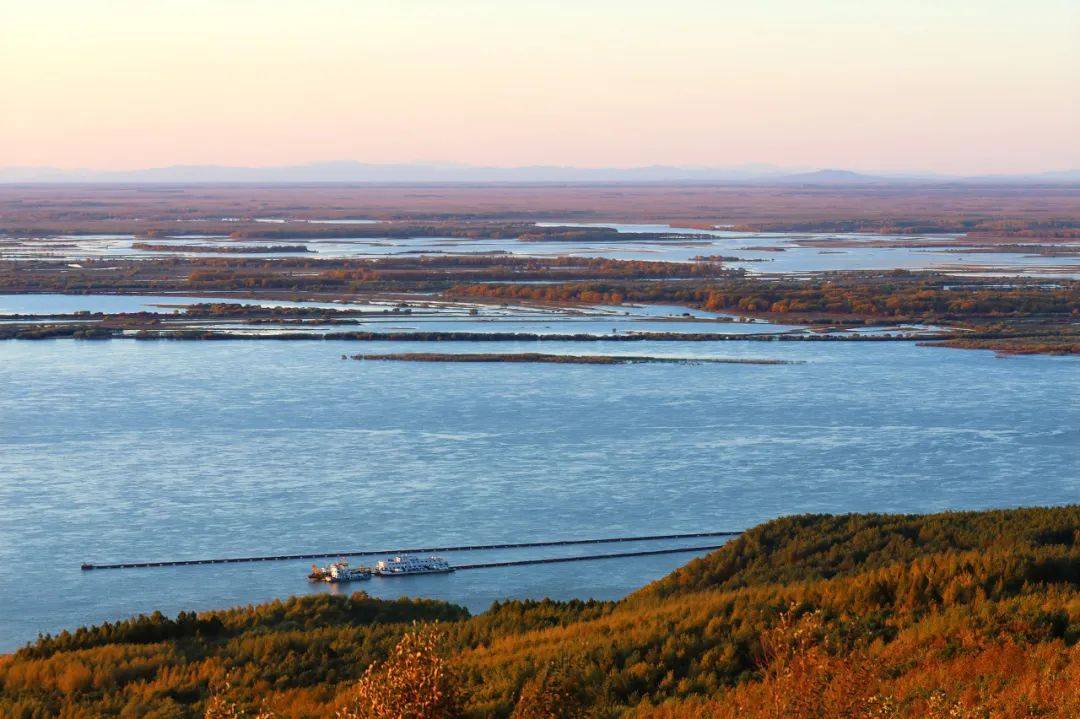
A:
[{"xmin": 2, "ymin": 506, "xmax": 1076, "ymax": 718}]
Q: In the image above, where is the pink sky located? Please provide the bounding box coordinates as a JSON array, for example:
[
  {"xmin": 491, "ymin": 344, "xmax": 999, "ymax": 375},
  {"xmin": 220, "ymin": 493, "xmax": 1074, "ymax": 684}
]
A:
[{"xmin": 2, "ymin": 1, "xmax": 1077, "ymax": 174}]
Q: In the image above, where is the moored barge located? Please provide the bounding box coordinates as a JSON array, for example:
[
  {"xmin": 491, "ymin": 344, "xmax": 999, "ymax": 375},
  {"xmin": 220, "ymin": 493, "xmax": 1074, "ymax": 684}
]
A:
[
  {"xmin": 308, "ymin": 559, "xmax": 372, "ymax": 583},
  {"xmin": 374, "ymin": 554, "xmax": 453, "ymax": 576}
]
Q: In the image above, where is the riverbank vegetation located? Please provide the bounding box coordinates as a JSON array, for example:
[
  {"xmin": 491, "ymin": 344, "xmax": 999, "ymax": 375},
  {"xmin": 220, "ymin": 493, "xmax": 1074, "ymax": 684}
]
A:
[
  {"xmin": 1, "ymin": 184, "xmax": 1076, "ymax": 356},
  {"xmin": 446, "ymin": 273, "xmax": 1078, "ymax": 322},
  {"xmin": 923, "ymin": 334, "xmax": 1079, "ymax": 355},
  {"xmin": 0, "ymin": 325, "xmax": 937, "ymax": 343},
  {"xmin": 0, "ymin": 255, "xmax": 731, "ymax": 295},
  {"xmin": 1, "ymin": 505, "xmax": 1076, "ymax": 718},
  {"xmin": 2, "ymin": 262, "xmax": 1073, "ymax": 326},
  {"xmin": 445, "ymin": 274, "xmax": 1079, "ymax": 355},
  {"xmin": 2, "ymin": 270, "xmax": 1075, "ymax": 353},
  {"xmin": 130, "ymin": 243, "xmax": 314, "ymax": 254}
]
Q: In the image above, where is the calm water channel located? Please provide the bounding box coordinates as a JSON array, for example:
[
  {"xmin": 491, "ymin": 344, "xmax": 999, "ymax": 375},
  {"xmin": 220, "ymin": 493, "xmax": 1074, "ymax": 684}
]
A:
[{"xmin": 1, "ymin": 337, "xmax": 1076, "ymax": 650}]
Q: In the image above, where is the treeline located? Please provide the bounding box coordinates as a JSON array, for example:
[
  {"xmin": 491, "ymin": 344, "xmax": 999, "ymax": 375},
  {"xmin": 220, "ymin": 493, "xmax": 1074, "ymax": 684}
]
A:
[
  {"xmin": 17, "ymin": 595, "xmax": 468, "ymax": 661},
  {"xmin": 186, "ymin": 256, "xmax": 723, "ymax": 290},
  {"xmin": 225, "ymin": 222, "xmax": 529, "ymax": 240},
  {"xmin": 224, "ymin": 223, "xmax": 685, "ymax": 243},
  {"xmin": 0, "ymin": 327, "xmax": 927, "ymax": 342},
  {"xmin": 1, "ymin": 506, "xmax": 1076, "ymax": 718},
  {"xmin": 131, "ymin": 243, "xmax": 313, "ymax": 254},
  {"xmin": 9, "ymin": 324, "xmax": 1075, "ymax": 356},
  {"xmin": 446, "ymin": 274, "xmax": 1080, "ymax": 320},
  {"xmin": 926, "ymin": 335, "xmax": 1079, "ymax": 355},
  {"xmin": 0, "ymin": 255, "xmax": 732, "ymax": 296},
  {"xmin": 734, "ymin": 217, "xmax": 1080, "ymax": 238}
]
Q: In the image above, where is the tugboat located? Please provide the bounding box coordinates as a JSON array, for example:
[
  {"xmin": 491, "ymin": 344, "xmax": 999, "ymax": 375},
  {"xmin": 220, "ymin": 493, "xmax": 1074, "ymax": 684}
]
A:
[
  {"xmin": 308, "ymin": 558, "xmax": 372, "ymax": 583},
  {"xmin": 374, "ymin": 554, "xmax": 453, "ymax": 576}
]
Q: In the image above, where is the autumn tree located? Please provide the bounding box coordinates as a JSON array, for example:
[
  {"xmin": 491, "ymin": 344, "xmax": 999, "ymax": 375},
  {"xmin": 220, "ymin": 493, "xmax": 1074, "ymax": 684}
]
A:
[
  {"xmin": 510, "ymin": 658, "xmax": 588, "ymax": 719},
  {"xmin": 335, "ymin": 625, "xmax": 462, "ymax": 719}
]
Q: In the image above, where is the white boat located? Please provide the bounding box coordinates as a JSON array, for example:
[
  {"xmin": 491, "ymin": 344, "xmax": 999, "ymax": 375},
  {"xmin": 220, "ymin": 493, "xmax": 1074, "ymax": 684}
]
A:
[
  {"xmin": 308, "ymin": 559, "xmax": 372, "ymax": 583},
  {"xmin": 374, "ymin": 554, "xmax": 453, "ymax": 576}
]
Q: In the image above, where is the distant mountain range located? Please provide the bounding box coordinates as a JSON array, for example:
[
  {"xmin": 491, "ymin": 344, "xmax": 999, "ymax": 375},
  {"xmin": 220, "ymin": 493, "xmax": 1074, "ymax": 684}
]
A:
[{"xmin": 1, "ymin": 162, "xmax": 1077, "ymax": 185}]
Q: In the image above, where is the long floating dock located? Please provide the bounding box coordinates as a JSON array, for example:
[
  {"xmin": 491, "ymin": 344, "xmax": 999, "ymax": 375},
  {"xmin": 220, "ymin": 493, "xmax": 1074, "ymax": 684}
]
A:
[
  {"xmin": 454, "ymin": 544, "xmax": 728, "ymax": 570},
  {"xmin": 80, "ymin": 531, "xmax": 740, "ymax": 571}
]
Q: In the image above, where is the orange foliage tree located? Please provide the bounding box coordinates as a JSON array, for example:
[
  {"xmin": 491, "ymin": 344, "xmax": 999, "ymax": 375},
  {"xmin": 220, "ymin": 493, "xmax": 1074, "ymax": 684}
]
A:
[{"xmin": 334, "ymin": 625, "xmax": 462, "ymax": 719}]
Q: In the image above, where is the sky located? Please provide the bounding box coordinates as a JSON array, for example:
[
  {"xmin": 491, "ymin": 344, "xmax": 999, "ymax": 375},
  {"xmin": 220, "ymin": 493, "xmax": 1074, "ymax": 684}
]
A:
[{"xmin": 2, "ymin": 0, "xmax": 1077, "ymax": 174}]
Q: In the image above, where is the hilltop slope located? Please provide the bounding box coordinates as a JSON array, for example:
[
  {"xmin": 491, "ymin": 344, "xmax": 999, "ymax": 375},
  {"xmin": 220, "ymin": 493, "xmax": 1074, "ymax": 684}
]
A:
[{"xmin": 1, "ymin": 506, "xmax": 1076, "ymax": 718}]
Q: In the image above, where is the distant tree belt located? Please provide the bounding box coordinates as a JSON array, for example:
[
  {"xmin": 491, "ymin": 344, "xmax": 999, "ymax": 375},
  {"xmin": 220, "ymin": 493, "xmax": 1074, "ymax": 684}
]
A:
[
  {"xmin": 0, "ymin": 326, "xmax": 939, "ymax": 342},
  {"xmin": 0, "ymin": 304, "xmax": 373, "ymax": 320},
  {"xmin": 445, "ymin": 275, "xmax": 1080, "ymax": 318},
  {"xmin": 4, "ymin": 324, "xmax": 1074, "ymax": 355},
  {"xmin": 4, "ymin": 223, "xmax": 678, "ymax": 240},
  {"xmin": 220, "ymin": 223, "xmax": 690, "ymax": 242},
  {"xmin": 731, "ymin": 218, "xmax": 1080, "ymax": 235},
  {"xmin": 923, "ymin": 336, "xmax": 1079, "ymax": 355},
  {"xmin": 3, "ymin": 505, "xmax": 1077, "ymax": 718},
  {"xmin": 0, "ymin": 256, "xmax": 736, "ymax": 294},
  {"xmin": 131, "ymin": 242, "xmax": 313, "ymax": 253},
  {"xmin": 1, "ymin": 259, "xmax": 1075, "ymax": 319},
  {"xmin": 947, "ymin": 244, "xmax": 1080, "ymax": 256}
]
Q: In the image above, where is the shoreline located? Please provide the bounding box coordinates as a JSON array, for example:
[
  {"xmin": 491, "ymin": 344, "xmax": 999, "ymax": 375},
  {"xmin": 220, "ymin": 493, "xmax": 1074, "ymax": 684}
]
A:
[{"xmin": 346, "ymin": 352, "xmax": 802, "ymax": 365}]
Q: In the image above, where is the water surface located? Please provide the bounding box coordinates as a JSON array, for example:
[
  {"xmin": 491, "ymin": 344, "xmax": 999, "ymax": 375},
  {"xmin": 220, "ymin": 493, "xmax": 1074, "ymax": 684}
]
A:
[{"xmin": 0, "ymin": 338, "xmax": 1075, "ymax": 651}]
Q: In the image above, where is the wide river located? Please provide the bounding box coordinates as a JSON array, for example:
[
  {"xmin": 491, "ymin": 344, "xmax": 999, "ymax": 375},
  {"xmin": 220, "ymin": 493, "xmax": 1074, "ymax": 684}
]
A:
[{"xmin": 0, "ymin": 337, "xmax": 1076, "ymax": 651}]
